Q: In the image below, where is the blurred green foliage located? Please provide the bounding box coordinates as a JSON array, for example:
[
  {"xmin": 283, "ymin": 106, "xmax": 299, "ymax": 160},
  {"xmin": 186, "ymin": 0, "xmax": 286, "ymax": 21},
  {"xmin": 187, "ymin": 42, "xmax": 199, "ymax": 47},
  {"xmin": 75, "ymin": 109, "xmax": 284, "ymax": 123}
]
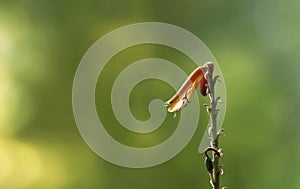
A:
[{"xmin": 0, "ymin": 0, "xmax": 299, "ymax": 189}]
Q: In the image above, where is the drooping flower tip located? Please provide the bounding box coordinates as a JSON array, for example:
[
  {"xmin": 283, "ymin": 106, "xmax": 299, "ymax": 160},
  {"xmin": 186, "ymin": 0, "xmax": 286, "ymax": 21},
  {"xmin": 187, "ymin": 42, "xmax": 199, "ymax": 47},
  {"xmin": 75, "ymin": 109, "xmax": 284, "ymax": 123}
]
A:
[
  {"xmin": 164, "ymin": 95, "xmax": 184, "ymax": 113},
  {"xmin": 164, "ymin": 64, "xmax": 210, "ymax": 115}
]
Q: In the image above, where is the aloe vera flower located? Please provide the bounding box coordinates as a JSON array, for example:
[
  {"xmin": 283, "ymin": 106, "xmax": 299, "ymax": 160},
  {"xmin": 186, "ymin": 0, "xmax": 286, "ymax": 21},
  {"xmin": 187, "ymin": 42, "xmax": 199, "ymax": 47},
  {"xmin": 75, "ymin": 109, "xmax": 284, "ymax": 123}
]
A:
[{"xmin": 164, "ymin": 65, "xmax": 208, "ymax": 117}]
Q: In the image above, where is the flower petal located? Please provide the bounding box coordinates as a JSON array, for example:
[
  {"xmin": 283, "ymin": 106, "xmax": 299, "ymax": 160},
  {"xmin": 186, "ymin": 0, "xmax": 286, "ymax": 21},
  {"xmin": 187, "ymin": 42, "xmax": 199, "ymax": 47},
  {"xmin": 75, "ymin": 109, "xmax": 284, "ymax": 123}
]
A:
[{"xmin": 165, "ymin": 66, "xmax": 207, "ymax": 114}]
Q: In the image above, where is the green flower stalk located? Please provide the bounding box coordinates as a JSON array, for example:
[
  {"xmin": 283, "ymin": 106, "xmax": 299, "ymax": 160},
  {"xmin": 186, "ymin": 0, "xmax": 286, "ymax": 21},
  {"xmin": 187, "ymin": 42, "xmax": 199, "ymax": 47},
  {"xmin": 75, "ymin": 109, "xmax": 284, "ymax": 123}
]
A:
[
  {"xmin": 165, "ymin": 62, "xmax": 226, "ymax": 189},
  {"xmin": 202, "ymin": 62, "xmax": 226, "ymax": 189}
]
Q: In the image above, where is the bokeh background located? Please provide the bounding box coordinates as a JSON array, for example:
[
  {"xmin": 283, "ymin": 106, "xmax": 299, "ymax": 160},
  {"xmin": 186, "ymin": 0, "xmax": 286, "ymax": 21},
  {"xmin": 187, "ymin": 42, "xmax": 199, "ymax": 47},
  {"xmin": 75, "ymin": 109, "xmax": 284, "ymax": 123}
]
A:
[{"xmin": 1, "ymin": 0, "xmax": 300, "ymax": 189}]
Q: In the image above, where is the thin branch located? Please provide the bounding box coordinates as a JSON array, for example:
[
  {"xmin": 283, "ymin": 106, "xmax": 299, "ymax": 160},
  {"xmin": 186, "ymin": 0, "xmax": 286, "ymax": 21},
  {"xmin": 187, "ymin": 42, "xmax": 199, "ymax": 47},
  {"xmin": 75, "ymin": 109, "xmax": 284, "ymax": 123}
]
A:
[{"xmin": 201, "ymin": 62, "xmax": 225, "ymax": 189}]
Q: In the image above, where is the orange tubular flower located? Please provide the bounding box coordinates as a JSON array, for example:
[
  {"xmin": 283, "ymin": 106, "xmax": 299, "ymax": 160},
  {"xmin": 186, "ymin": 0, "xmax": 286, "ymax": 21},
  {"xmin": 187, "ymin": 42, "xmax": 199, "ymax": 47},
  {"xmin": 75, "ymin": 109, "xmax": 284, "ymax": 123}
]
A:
[{"xmin": 164, "ymin": 66, "xmax": 208, "ymax": 117}]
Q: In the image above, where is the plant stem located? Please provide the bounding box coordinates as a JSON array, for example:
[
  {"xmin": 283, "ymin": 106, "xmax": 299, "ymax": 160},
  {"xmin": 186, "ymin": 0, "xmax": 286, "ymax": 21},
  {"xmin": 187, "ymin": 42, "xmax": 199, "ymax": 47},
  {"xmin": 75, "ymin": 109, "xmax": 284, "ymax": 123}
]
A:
[
  {"xmin": 213, "ymin": 139, "xmax": 220, "ymax": 189},
  {"xmin": 202, "ymin": 62, "xmax": 222, "ymax": 189},
  {"xmin": 211, "ymin": 90, "xmax": 220, "ymax": 189}
]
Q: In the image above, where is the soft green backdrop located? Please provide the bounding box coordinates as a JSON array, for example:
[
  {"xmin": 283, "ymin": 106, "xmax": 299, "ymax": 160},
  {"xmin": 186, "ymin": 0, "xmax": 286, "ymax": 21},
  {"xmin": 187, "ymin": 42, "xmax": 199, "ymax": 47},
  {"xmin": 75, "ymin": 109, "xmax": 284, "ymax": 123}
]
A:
[{"xmin": 1, "ymin": 0, "xmax": 299, "ymax": 189}]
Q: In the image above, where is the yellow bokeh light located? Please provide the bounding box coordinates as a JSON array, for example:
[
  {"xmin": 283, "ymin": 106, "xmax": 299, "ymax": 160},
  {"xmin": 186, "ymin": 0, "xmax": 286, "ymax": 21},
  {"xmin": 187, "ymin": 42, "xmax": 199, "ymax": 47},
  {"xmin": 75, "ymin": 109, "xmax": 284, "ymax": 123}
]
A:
[
  {"xmin": 0, "ymin": 139, "xmax": 72, "ymax": 189},
  {"xmin": 0, "ymin": 139, "xmax": 41, "ymax": 188}
]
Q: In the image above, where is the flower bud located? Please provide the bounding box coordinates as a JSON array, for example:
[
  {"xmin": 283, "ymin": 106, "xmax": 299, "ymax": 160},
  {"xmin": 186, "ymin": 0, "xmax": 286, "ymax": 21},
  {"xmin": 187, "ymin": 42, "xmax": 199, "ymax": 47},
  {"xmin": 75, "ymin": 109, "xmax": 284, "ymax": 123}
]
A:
[{"xmin": 205, "ymin": 157, "xmax": 214, "ymax": 173}]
